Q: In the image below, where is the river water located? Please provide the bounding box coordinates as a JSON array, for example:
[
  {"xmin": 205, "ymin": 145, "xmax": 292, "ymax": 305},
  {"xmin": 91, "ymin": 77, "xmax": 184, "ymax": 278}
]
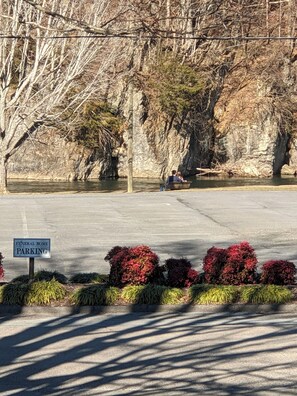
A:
[{"xmin": 7, "ymin": 175, "xmax": 297, "ymax": 193}]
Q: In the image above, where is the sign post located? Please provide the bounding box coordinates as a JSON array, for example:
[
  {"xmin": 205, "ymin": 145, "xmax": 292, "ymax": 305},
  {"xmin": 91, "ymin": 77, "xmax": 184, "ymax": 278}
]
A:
[{"xmin": 13, "ymin": 238, "xmax": 51, "ymax": 281}]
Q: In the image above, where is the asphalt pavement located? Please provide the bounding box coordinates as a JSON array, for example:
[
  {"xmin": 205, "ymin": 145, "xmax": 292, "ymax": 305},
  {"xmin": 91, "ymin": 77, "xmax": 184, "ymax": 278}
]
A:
[
  {"xmin": 1, "ymin": 190, "xmax": 297, "ymax": 281},
  {"xmin": 1, "ymin": 311, "xmax": 297, "ymax": 395},
  {"xmin": 1, "ymin": 190, "xmax": 297, "ymax": 395}
]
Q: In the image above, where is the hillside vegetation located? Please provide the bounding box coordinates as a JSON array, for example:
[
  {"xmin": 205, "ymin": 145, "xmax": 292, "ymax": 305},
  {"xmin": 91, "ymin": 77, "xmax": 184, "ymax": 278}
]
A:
[{"xmin": 3, "ymin": 0, "xmax": 297, "ymax": 181}]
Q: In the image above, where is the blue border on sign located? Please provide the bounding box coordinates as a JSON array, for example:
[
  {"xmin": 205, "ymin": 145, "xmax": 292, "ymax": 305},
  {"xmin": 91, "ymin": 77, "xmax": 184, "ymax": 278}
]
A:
[{"xmin": 13, "ymin": 238, "xmax": 51, "ymax": 258}]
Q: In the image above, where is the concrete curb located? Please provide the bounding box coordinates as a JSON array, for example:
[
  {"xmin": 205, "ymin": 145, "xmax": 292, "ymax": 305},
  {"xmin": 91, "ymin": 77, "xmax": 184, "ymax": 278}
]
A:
[{"xmin": 1, "ymin": 303, "xmax": 297, "ymax": 316}]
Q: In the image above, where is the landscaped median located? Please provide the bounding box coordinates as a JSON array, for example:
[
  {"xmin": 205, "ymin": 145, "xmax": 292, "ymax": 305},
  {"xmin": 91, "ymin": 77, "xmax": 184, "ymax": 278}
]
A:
[
  {"xmin": 0, "ymin": 241, "xmax": 296, "ymax": 310},
  {"xmin": 0, "ymin": 273, "xmax": 296, "ymax": 310}
]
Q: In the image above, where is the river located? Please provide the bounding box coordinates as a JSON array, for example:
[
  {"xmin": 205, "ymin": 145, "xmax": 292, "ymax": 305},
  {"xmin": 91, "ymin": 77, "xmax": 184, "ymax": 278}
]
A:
[{"xmin": 6, "ymin": 175, "xmax": 297, "ymax": 193}]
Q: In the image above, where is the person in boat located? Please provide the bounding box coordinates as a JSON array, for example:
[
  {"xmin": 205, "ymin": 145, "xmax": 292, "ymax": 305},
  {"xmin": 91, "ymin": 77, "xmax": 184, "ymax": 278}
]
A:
[
  {"xmin": 165, "ymin": 170, "xmax": 181, "ymax": 189},
  {"xmin": 176, "ymin": 171, "xmax": 187, "ymax": 182}
]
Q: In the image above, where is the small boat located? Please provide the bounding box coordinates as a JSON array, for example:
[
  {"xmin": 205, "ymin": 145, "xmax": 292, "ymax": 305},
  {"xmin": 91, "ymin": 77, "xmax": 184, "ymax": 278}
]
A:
[{"xmin": 168, "ymin": 181, "xmax": 192, "ymax": 190}]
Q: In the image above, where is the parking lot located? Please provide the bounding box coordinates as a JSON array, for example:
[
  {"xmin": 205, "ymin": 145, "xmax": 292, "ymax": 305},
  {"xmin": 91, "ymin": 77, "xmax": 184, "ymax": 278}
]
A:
[{"xmin": 1, "ymin": 190, "xmax": 297, "ymax": 281}]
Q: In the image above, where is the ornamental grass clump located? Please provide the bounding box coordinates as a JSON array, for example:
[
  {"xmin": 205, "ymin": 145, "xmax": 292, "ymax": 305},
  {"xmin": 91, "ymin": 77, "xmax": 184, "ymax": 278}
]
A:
[
  {"xmin": 240, "ymin": 285, "xmax": 293, "ymax": 304},
  {"xmin": 34, "ymin": 270, "xmax": 68, "ymax": 284},
  {"xmin": 69, "ymin": 272, "xmax": 108, "ymax": 284},
  {"xmin": 165, "ymin": 258, "xmax": 199, "ymax": 288},
  {"xmin": 0, "ymin": 283, "xmax": 28, "ymax": 305},
  {"xmin": 25, "ymin": 279, "xmax": 67, "ymax": 305},
  {"xmin": 121, "ymin": 285, "xmax": 184, "ymax": 305},
  {"xmin": 189, "ymin": 285, "xmax": 238, "ymax": 304},
  {"xmin": 203, "ymin": 242, "xmax": 258, "ymax": 285},
  {"xmin": 260, "ymin": 260, "xmax": 296, "ymax": 285},
  {"xmin": 0, "ymin": 252, "xmax": 4, "ymax": 280},
  {"xmin": 11, "ymin": 275, "xmax": 30, "ymax": 283},
  {"xmin": 71, "ymin": 285, "xmax": 120, "ymax": 306},
  {"xmin": 105, "ymin": 245, "xmax": 163, "ymax": 287}
]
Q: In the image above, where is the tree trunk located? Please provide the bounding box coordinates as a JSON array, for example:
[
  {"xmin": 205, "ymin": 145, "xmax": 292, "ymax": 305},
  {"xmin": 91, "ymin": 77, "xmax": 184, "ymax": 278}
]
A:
[
  {"xmin": 0, "ymin": 155, "xmax": 8, "ymax": 194},
  {"xmin": 127, "ymin": 80, "xmax": 134, "ymax": 193}
]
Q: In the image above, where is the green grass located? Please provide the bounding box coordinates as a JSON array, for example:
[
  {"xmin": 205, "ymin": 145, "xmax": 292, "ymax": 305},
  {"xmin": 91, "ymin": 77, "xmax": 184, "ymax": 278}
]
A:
[
  {"xmin": 240, "ymin": 285, "xmax": 293, "ymax": 304},
  {"xmin": 0, "ymin": 283, "xmax": 29, "ymax": 305},
  {"xmin": 25, "ymin": 279, "xmax": 67, "ymax": 305},
  {"xmin": 121, "ymin": 285, "xmax": 185, "ymax": 305},
  {"xmin": 71, "ymin": 285, "xmax": 120, "ymax": 306},
  {"xmin": 69, "ymin": 272, "xmax": 108, "ymax": 284},
  {"xmin": 189, "ymin": 285, "xmax": 239, "ymax": 304}
]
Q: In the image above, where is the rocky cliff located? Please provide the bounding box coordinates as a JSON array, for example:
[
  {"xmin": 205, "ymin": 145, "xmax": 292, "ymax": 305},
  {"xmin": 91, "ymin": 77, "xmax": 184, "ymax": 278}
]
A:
[
  {"xmin": 4, "ymin": 0, "xmax": 297, "ymax": 182},
  {"xmin": 8, "ymin": 49, "xmax": 297, "ymax": 181}
]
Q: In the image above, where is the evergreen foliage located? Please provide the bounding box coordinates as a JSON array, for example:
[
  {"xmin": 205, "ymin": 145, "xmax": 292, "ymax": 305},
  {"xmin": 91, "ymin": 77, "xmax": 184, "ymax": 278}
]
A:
[
  {"xmin": 34, "ymin": 270, "xmax": 68, "ymax": 284},
  {"xmin": 25, "ymin": 279, "xmax": 67, "ymax": 305},
  {"xmin": 11, "ymin": 275, "xmax": 30, "ymax": 284},
  {"xmin": 0, "ymin": 283, "xmax": 28, "ymax": 305},
  {"xmin": 240, "ymin": 285, "xmax": 293, "ymax": 304},
  {"xmin": 121, "ymin": 285, "xmax": 184, "ymax": 305},
  {"xmin": 146, "ymin": 54, "xmax": 204, "ymax": 117},
  {"xmin": 69, "ymin": 272, "xmax": 108, "ymax": 284},
  {"xmin": 189, "ymin": 285, "xmax": 238, "ymax": 304},
  {"xmin": 71, "ymin": 285, "xmax": 120, "ymax": 306},
  {"xmin": 71, "ymin": 101, "xmax": 123, "ymax": 149}
]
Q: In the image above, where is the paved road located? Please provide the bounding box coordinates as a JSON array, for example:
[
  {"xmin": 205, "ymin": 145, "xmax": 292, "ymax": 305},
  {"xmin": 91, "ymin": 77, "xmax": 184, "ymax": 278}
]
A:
[
  {"xmin": 1, "ymin": 190, "xmax": 297, "ymax": 281},
  {"xmin": 0, "ymin": 311, "xmax": 297, "ymax": 395}
]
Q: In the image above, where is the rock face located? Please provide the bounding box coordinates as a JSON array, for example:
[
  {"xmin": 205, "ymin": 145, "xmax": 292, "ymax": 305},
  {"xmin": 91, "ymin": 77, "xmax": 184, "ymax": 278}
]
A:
[
  {"xmin": 213, "ymin": 52, "xmax": 297, "ymax": 177},
  {"xmin": 8, "ymin": 130, "xmax": 101, "ymax": 181},
  {"xmin": 7, "ymin": 52, "xmax": 297, "ymax": 181},
  {"xmin": 214, "ymin": 105, "xmax": 289, "ymax": 177},
  {"xmin": 117, "ymin": 90, "xmax": 213, "ymax": 179}
]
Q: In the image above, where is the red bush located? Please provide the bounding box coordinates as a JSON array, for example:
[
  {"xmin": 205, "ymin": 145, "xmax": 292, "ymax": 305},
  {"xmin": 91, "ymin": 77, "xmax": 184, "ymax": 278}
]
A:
[
  {"xmin": 0, "ymin": 252, "xmax": 4, "ymax": 280},
  {"xmin": 105, "ymin": 245, "xmax": 161, "ymax": 286},
  {"xmin": 260, "ymin": 260, "xmax": 296, "ymax": 285},
  {"xmin": 165, "ymin": 258, "xmax": 199, "ymax": 288},
  {"xmin": 203, "ymin": 247, "xmax": 228, "ymax": 284},
  {"xmin": 203, "ymin": 242, "xmax": 258, "ymax": 285}
]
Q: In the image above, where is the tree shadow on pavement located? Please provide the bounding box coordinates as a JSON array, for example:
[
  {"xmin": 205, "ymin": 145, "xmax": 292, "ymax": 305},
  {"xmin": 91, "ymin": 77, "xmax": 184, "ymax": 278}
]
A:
[{"xmin": 0, "ymin": 308, "xmax": 297, "ymax": 395}]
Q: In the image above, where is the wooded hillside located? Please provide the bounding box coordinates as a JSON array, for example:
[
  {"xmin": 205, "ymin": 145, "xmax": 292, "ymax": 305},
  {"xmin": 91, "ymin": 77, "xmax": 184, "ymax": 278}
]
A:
[{"xmin": 1, "ymin": 0, "xmax": 297, "ymax": 185}]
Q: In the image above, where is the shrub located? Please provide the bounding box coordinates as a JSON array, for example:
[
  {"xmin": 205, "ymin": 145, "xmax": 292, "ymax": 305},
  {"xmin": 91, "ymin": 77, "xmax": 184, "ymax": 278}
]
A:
[
  {"xmin": 189, "ymin": 285, "xmax": 238, "ymax": 304},
  {"xmin": 25, "ymin": 279, "xmax": 67, "ymax": 305},
  {"xmin": 221, "ymin": 242, "xmax": 258, "ymax": 285},
  {"xmin": 240, "ymin": 285, "xmax": 293, "ymax": 304},
  {"xmin": 11, "ymin": 275, "xmax": 30, "ymax": 284},
  {"xmin": 260, "ymin": 260, "xmax": 296, "ymax": 285},
  {"xmin": 146, "ymin": 53, "xmax": 204, "ymax": 118},
  {"xmin": 71, "ymin": 285, "xmax": 120, "ymax": 306},
  {"xmin": 105, "ymin": 245, "xmax": 162, "ymax": 286},
  {"xmin": 69, "ymin": 273, "xmax": 108, "ymax": 284},
  {"xmin": 203, "ymin": 247, "xmax": 228, "ymax": 284},
  {"xmin": 0, "ymin": 283, "xmax": 28, "ymax": 305},
  {"xmin": 0, "ymin": 252, "xmax": 4, "ymax": 280},
  {"xmin": 165, "ymin": 258, "xmax": 199, "ymax": 288},
  {"xmin": 203, "ymin": 242, "xmax": 258, "ymax": 285},
  {"xmin": 34, "ymin": 270, "xmax": 68, "ymax": 284},
  {"xmin": 121, "ymin": 285, "xmax": 184, "ymax": 305}
]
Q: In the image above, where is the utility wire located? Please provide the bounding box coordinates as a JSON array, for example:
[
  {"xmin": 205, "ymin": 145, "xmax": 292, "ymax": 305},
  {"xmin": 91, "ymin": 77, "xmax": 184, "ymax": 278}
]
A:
[{"xmin": 0, "ymin": 34, "xmax": 296, "ymax": 41}]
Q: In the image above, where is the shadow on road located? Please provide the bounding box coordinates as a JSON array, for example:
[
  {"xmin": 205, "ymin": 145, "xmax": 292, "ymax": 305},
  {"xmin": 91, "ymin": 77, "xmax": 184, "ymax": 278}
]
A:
[{"xmin": 0, "ymin": 307, "xmax": 297, "ymax": 395}]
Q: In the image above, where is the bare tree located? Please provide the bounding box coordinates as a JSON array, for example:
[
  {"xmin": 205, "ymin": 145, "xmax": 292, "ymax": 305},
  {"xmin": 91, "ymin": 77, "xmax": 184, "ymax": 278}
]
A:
[{"xmin": 0, "ymin": 0, "xmax": 124, "ymax": 193}]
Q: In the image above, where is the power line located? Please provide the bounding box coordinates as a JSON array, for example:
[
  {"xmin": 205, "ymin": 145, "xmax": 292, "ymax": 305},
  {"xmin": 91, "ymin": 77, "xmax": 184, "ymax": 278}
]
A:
[{"xmin": 0, "ymin": 33, "xmax": 296, "ymax": 41}]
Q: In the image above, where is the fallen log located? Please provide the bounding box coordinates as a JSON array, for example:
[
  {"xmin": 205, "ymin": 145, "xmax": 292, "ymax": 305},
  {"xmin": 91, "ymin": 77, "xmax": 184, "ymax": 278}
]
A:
[{"xmin": 196, "ymin": 167, "xmax": 225, "ymax": 176}]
